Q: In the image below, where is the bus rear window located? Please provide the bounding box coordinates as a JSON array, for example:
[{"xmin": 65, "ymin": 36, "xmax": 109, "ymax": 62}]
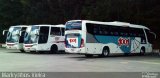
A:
[{"xmin": 66, "ymin": 21, "xmax": 82, "ymax": 30}]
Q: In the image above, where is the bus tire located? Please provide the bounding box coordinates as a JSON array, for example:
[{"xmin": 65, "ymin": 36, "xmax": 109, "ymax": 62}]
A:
[
  {"xmin": 30, "ymin": 51, "xmax": 36, "ymax": 53},
  {"xmin": 85, "ymin": 54, "xmax": 93, "ymax": 58},
  {"xmin": 50, "ymin": 45, "xmax": 58, "ymax": 54},
  {"xmin": 100, "ymin": 47, "xmax": 110, "ymax": 57},
  {"xmin": 140, "ymin": 47, "xmax": 145, "ymax": 55},
  {"xmin": 39, "ymin": 51, "xmax": 45, "ymax": 54},
  {"xmin": 124, "ymin": 53, "xmax": 129, "ymax": 56},
  {"xmin": 20, "ymin": 49, "xmax": 25, "ymax": 53}
]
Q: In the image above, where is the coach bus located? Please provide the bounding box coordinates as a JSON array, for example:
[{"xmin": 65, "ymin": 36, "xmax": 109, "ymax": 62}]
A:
[
  {"xmin": 23, "ymin": 24, "xmax": 65, "ymax": 53},
  {"xmin": 3, "ymin": 25, "xmax": 29, "ymax": 52},
  {"xmin": 65, "ymin": 20, "xmax": 156, "ymax": 57}
]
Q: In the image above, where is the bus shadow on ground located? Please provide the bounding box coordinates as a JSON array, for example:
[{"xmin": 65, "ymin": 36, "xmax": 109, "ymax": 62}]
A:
[
  {"xmin": 6, "ymin": 51, "xmax": 69, "ymax": 55},
  {"xmin": 6, "ymin": 51, "xmax": 160, "ymax": 59},
  {"xmin": 68, "ymin": 53, "xmax": 159, "ymax": 59}
]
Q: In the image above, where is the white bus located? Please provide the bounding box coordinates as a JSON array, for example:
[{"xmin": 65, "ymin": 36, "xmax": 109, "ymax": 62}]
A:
[
  {"xmin": 23, "ymin": 24, "xmax": 65, "ymax": 53},
  {"xmin": 3, "ymin": 25, "xmax": 29, "ymax": 52},
  {"xmin": 65, "ymin": 20, "xmax": 156, "ymax": 57}
]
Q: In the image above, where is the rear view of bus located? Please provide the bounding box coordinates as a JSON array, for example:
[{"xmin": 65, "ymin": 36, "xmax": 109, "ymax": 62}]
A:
[
  {"xmin": 3, "ymin": 25, "xmax": 29, "ymax": 52},
  {"xmin": 23, "ymin": 25, "xmax": 65, "ymax": 53},
  {"xmin": 65, "ymin": 20, "xmax": 85, "ymax": 54}
]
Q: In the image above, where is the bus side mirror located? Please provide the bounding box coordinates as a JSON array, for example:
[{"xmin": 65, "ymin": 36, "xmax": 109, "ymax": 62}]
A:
[
  {"xmin": 150, "ymin": 32, "xmax": 156, "ymax": 40},
  {"xmin": 2, "ymin": 30, "xmax": 8, "ymax": 36}
]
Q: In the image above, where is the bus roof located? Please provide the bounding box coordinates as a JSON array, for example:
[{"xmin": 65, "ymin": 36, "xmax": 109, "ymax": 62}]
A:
[
  {"xmin": 67, "ymin": 20, "xmax": 149, "ymax": 30},
  {"xmin": 32, "ymin": 24, "xmax": 65, "ymax": 28},
  {"xmin": 10, "ymin": 25, "xmax": 30, "ymax": 27}
]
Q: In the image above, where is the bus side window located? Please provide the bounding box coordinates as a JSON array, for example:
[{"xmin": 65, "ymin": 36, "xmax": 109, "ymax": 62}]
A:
[
  {"xmin": 140, "ymin": 29, "xmax": 146, "ymax": 44},
  {"xmin": 119, "ymin": 27, "xmax": 124, "ymax": 36},
  {"xmin": 131, "ymin": 28, "xmax": 137, "ymax": 37},
  {"xmin": 113, "ymin": 26, "xmax": 119, "ymax": 36},
  {"xmin": 39, "ymin": 26, "xmax": 49, "ymax": 44},
  {"xmin": 104, "ymin": 26, "xmax": 109, "ymax": 35},
  {"xmin": 101, "ymin": 25, "xmax": 108, "ymax": 35},
  {"xmin": 109, "ymin": 26, "xmax": 115, "ymax": 36},
  {"xmin": 99, "ymin": 26, "xmax": 102, "ymax": 35},
  {"xmin": 61, "ymin": 28, "xmax": 65, "ymax": 36},
  {"xmin": 86, "ymin": 23, "xmax": 94, "ymax": 35},
  {"xmin": 50, "ymin": 27, "xmax": 61, "ymax": 36},
  {"xmin": 124, "ymin": 27, "xmax": 129, "ymax": 37},
  {"xmin": 19, "ymin": 27, "xmax": 27, "ymax": 43},
  {"xmin": 22, "ymin": 27, "xmax": 27, "ymax": 31},
  {"xmin": 93, "ymin": 25, "xmax": 99, "ymax": 35}
]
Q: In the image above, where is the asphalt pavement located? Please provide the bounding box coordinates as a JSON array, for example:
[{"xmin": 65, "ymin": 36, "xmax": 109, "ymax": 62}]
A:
[{"xmin": 0, "ymin": 48, "xmax": 160, "ymax": 72}]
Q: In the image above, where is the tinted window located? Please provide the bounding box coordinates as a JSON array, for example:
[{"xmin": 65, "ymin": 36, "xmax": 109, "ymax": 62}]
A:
[
  {"xmin": 139, "ymin": 29, "xmax": 146, "ymax": 44},
  {"xmin": 50, "ymin": 27, "xmax": 61, "ymax": 36},
  {"xmin": 66, "ymin": 21, "xmax": 82, "ymax": 30},
  {"xmin": 38, "ymin": 26, "xmax": 49, "ymax": 44},
  {"xmin": 19, "ymin": 27, "xmax": 27, "ymax": 43},
  {"xmin": 86, "ymin": 23, "xmax": 146, "ymax": 38},
  {"xmin": 110, "ymin": 26, "xmax": 120, "ymax": 36},
  {"xmin": 86, "ymin": 23, "xmax": 120, "ymax": 36},
  {"xmin": 86, "ymin": 23, "xmax": 101, "ymax": 35},
  {"xmin": 61, "ymin": 28, "xmax": 65, "ymax": 36},
  {"xmin": 128, "ymin": 28, "xmax": 144, "ymax": 37}
]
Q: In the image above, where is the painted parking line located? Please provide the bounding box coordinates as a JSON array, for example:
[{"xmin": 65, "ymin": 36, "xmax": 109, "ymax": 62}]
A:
[
  {"xmin": 120, "ymin": 61, "xmax": 129, "ymax": 64},
  {"xmin": 133, "ymin": 61, "xmax": 160, "ymax": 65},
  {"xmin": 120, "ymin": 60, "xmax": 160, "ymax": 65},
  {"xmin": 120, "ymin": 59, "xmax": 160, "ymax": 65}
]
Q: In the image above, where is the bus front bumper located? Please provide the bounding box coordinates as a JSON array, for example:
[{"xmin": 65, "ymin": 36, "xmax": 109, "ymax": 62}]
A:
[
  {"xmin": 65, "ymin": 48, "xmax": 86, "ymax": 54},
  {"xmin": 6, "ymin": 45, "xmax": 21, "ymax": 50},
  {"xmin": 23, "ymin": 44, "xmax": 37, "ymax": 51}
]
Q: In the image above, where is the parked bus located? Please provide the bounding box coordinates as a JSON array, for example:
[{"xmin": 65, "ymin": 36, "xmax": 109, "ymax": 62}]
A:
[
  {"xmin": 3, "ymin": 25, "xmax": 29, "ymax": 52},
  {"xmin": 65, "ymin": 20, "xmax": 156, "ymax": 57},
  {"xmin": 23, "ymin": 24, "xmax": 65, "ymax": 53}
]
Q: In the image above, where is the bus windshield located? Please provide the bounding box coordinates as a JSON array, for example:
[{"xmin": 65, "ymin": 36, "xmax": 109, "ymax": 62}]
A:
[
  {"xmin": 66, "ymin": 21, "xmax": 82, "ymax": 30},
  {"xmin": 6, "ymin": 27, "xmax": 21, "ymax": 43},
  {"xmin": 24, "ymin": 26, "xmax": 39, "ymax": 44}
]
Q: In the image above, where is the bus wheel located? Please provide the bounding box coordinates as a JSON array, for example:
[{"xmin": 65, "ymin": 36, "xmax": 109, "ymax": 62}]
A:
[
  {"xmin": 39, "ymin": 51, "xmax": 45, "ymax": 54},
  {"xmin": 30, "ymin": 51, "xmax": 36, "ymax": 53},
  {"xmin": 124, "ymin": 53, "xmax": 129, "ymax": 56},
  {"xmin": 20, "ymin": 50, "xmax": 25, "ymax": 53},
  {"xmin": 140, "ymin": 47, "xmax": 145, "ymax": 55},
  {"xmin": 101, "ymin": 47, "xmax": 110, "ymax": 57},
  {"xmin": 50, "ymin": 45, "xmax": 58, "ymax": 54},
  {"xmin": 85, "ymin": 54, "xmax": 93, "ymax": 58}
]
